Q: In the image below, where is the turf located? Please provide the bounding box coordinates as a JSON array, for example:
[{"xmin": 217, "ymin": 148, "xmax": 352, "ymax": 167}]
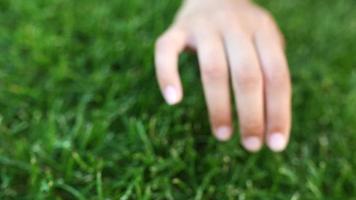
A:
[{"xmin": 0, "ymin": 0, "xmax": 356, "ymax": 199}]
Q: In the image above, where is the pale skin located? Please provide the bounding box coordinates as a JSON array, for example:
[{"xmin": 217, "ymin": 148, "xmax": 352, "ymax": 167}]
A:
[{"xmin": 155, "ymin": 0, "xmax": 291, "ymax": 152}]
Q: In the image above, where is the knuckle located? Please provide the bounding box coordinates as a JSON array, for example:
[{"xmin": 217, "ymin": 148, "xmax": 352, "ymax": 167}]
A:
[
  {"xmin": 264, "ymin": 67, "xmax": 290, "ymax": 88},
  {"xmin": 241, "ymin": 122, "xmax": 264, "ymax": 136},
  {"xmin": 191, "ymin": 16, "xmax": 210, "ymax": 28},
  {"xmin": 216, "ymin": 9, "xmax": 236, "ymax": 21},
  {"xmin": 258, "ymin": 12, "xmax": 285, "ymax": 45},
  {"xmin": 210, "ymin": 110, "xmax": 231, "ymax": 126},
  {"xmin": 217, "ymin": 15, "xmax": 245, "ymax": 34},
  {"xmin": 226, "ymin": 21, "xmax": 246, "ymax": 35},
  {"xmin": 190, "ymin": 18, "xmax": 211, "ymax": 31},
  {"xmin": 258, "ymin": 12, "xmax": 279, "ymax": 33},
  {"xmin": 155, "ymin": 36, "xmax": 171, "ymax": 52},
  {"xmin": 259, "ymin": 11, "xmax": 275, "ymax": 26},
  {"xmin": 194, "ymin": 18, "xmax": 210, "ymax": 26},
  {"xmin": 235, "ymin": 69, "xmax": 263, "ymax": 90},
  {"xmin": 201, "ymin": 62, "xmax": 226, "ymax": 79},
  {"xmin": 269, "ymin": 124, "xmax": 288, "ymax": 135}
]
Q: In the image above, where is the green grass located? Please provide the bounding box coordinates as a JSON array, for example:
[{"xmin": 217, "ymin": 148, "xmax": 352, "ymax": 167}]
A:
[{"xmin": 0, "ymin": 0, "xmax": 356, "ymax": 199}]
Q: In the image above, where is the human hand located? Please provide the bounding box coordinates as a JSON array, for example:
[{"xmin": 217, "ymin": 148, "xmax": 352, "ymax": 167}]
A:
[{"xmin": 154, "ymin": 0, "xmax": 291, "ymax": 152}]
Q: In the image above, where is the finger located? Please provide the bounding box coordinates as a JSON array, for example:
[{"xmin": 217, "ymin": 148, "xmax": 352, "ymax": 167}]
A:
[
  {"xmin": 223, "ymin": 28, "xmax": 265, "ymax": 152},
  {"xmin": 155, "ymin": 27, "xmax": 187, "ymax": 105},
  {"xmin": 254, "ymin": 21, "xmax": 291, "ymax": 152},
  {"xmin": 195, "ymin": 30, "xmax": 232, "ymax": 141}
]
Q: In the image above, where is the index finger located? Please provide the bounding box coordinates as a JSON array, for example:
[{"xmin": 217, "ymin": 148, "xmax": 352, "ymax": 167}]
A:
[{"xmin": 155, "ymin": 27, "xmax": 188, "ymax": 105}]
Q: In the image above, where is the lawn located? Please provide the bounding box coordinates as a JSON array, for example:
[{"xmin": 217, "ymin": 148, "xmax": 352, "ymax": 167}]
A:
[{"xmin": 0, "ymin": 0, "xmax": 356, "ymax": 199}]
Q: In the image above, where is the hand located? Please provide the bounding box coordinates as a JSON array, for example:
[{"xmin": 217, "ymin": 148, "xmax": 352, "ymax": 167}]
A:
[{"xmin": 154, "ymin": 0, "xmax": 291, "ymax": 152}]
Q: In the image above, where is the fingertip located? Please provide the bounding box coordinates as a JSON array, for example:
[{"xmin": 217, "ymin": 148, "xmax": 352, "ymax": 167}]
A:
[
  {"xmin": 242, "ymin": 136, "xmax": 263, "ymax": 153},
  {"xmin": 267, "ymin": 132, "xmax": 288, "ymax": 152},
  {"xmin": 215, "ymin": 126, "xmax": 232, "ymax": 141},
  {"xmin": 163, "ymin": 85, "xmax": 182, "ymax": 105}
]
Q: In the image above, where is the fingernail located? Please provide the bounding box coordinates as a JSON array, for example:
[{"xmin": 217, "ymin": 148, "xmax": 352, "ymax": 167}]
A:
[
  {"xmin": 164, "ymin": 85, "xmax": 179, "ymax": 105},
  {"xmin": 268, "ymin": 133, "xmax": 287, "ymax": 152},
  {"xmin": 215, "ymin": 126, "xmax": 231, "ymax": 141},
  {"xmin": 242, "ymin": 136, "xmax": 262, "ymax": 152}
]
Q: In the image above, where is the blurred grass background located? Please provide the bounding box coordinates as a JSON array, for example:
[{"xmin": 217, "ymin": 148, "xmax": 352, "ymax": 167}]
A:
[{"xmin": 0, "ymin": 0, "xmax": 356, "ymax": 199}]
